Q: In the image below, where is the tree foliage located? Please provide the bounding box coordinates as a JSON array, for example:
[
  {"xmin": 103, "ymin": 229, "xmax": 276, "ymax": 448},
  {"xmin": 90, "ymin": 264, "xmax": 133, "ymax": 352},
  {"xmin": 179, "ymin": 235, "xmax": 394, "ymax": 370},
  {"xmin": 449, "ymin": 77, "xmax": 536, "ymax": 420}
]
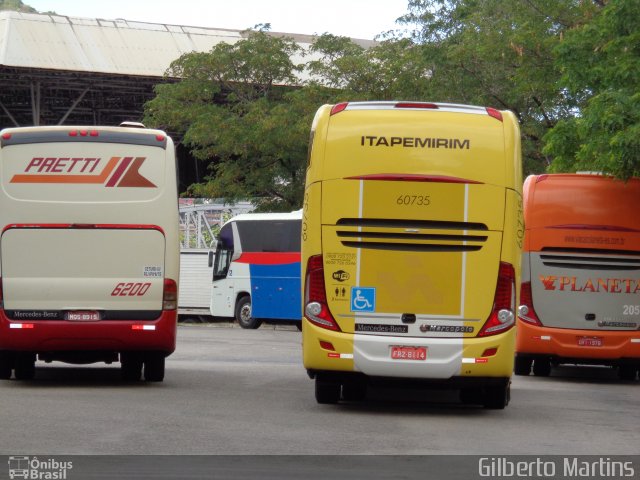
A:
[
  {"xmin": 145, "ymin": 1, "xmax": 634, "ymax": 209},
  {"xmin": 397, "ymin": 0, "xmax": 599, "ymax": 174},
  {"xmin": 0, "ymin": 0, "xmax": 35, "ymax": 12},
  {"xmin": 145, "ymin": 28, "xmax": 313, "ymax": 211},
  {"xmin": 307, "ymin": 34, "xmax": 431, "ymax": 100},
  {"xmin": 544, "ymin": 0, "xmax": 640, "ymax": 179},
  {"xmin": 0, "ymin": 0, "xmax": 55, "ymax": 14}
]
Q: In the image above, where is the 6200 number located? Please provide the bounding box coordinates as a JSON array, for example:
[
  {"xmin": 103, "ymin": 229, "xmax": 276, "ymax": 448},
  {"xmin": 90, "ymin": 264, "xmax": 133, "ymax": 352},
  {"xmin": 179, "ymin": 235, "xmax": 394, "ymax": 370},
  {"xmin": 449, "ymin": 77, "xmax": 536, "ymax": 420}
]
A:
[{"xmin": 396, "ymin": 194, "xmax": 430, "ymax": 206}]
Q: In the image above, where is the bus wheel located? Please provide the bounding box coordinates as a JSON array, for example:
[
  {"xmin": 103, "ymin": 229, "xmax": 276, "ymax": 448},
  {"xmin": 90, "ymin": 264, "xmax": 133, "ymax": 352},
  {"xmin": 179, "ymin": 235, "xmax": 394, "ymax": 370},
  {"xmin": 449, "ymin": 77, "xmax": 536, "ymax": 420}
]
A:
[
  {"xmin": 514, "ymin": 356, "xmax": 533, "ymax": 376},
  {"xmin": 0, "ymin": 351, "xmax": 14, "ymax": 380},
  {"xmin": 235, "ymin": 296, "xmax": 262, "ymax": 329},
  {"xmin": 618, "ymin": 365, "xmax": 637, "ymax": 381},
  {"xmin": 14, "ymin": 353, "xmax": 36, "ymax": 380},
  {"xmin": 460, "ymin": 388, "xmax": 484, "ymax": 406},
  {"xmin": 341, "ymin": 380, "xmax": 367, "ymax": 402},
  {"xmin": 315, "ymin": 377, "xmax": 340, "ymax": 404},
  {"xmin": 144, "ymin": 353, "xmax": 165, "ymax": 382},
  {"xmin": 121, "ymin": 353, "xmax": 143, "ymax": 381},
  {"xmin": 532, "ymin": 358, "xmax": 551, "ymax": 377},
  {"xmin": 483, "ymin": 383, "xmax": 510, "ymax": 410}
]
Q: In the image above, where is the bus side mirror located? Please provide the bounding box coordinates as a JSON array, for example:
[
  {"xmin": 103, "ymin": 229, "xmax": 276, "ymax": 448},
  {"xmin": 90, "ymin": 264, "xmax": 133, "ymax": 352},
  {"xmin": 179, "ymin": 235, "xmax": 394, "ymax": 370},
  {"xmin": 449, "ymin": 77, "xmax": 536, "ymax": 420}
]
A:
[{"xmin": 208, "ymin": 250, "xmax": 214, "ymax": 268}]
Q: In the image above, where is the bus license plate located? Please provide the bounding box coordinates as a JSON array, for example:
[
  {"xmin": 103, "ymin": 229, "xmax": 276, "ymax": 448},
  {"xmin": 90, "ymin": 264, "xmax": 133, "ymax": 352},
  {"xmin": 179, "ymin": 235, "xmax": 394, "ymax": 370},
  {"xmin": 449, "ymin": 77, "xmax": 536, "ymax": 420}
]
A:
[
  {"xmin": 390, "ymin": 346, "xmax": 427, "ymax": 361},
  {"xmin": 577, "ymin": 337, "xmax": 603, "ymax": 347},
  {"xmin": 66, "ymin": 311, "xmax": 100, "ymax": 321}
]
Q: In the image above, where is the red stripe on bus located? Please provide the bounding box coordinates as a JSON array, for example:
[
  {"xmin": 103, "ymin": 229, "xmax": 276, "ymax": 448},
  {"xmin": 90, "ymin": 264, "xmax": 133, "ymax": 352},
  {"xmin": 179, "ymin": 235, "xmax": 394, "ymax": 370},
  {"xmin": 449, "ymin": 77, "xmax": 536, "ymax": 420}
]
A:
[
  {"xmin": 2, "ymin": 223, "xmax": 165, "ymax": 235},
  {"xmin": 345, "ymin": 173, "xmax": 483, "ymax": 184},
  {"xmin": 235, "ymin": 252, "xmax": 301, "ymax": 265},
  {"xmin": 105, "ymin": 156, "xmax": 133, "ymax": 187}
]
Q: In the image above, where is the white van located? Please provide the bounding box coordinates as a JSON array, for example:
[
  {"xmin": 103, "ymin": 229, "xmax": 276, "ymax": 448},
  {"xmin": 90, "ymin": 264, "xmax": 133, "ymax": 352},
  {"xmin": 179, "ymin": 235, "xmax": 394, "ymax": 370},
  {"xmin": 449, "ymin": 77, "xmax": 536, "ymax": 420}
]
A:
[{"xmin": 0, "ymin": 125, "xmax": 180, "ymax": 381}]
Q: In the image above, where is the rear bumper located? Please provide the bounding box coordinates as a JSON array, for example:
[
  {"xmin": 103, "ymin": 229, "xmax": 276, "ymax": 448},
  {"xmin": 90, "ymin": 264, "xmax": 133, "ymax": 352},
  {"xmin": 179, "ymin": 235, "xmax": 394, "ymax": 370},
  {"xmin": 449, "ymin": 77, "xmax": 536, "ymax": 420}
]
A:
[
  {"xmin": 0, "ymin": 309, "xmax": 177, "ymax": 354},
  {"xmin": 307, "ymin": 369, "xmax": 510, "ymax": 389},
  {"xmin": 516, "ymin": 320, "xmax": 640, "ymax": 362},
  {"xmin": 302, "ymin": 319, "xmax": 514, "ymax": 380}
]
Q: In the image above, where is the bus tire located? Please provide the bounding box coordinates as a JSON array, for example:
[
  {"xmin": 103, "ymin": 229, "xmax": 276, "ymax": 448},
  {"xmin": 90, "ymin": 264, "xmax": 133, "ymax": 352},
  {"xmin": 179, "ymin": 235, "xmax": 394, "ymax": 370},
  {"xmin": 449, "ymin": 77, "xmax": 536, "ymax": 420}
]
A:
[
  {"xmin": 14, "ymin": 353, "xmax": 35, "ymax": 380},
  {"xmin": 0, "ymin": 351, "xmax": 14, "ymax": 379},
  {"xmin": 483, "ymin": 383, "xmax": 510, "ymax": 410},
  {"xmin": 315, "ymin": 377, "xmax": 340, "ymax": 404},
  {"xmin": 532, "ymin": 358, "xmax": 551, "ymax": 377},
  {"xmin": 514, "ymin": 356, "xmax": 533, "ymax": 376},
  {"xmin": 235, "ymin": 296, "xmax": 262, "ymax": 329},
  {"xmin": 460, "ymin": 387, "xmax": 484, "ymax": 406},
  {"xmin": 618, "ymin": 365, "xmax": 637, "ymax": 381},
  {"xmin": 144, "ymin": 353, "xmax": 165, "ymax": 382},
  {"xmin": 121, "ymin": 353, "xmax": 143, "ymax": 381},
  {"xmin": 341, "ymin": 380, "xmax": 367, "ymax": 402}
]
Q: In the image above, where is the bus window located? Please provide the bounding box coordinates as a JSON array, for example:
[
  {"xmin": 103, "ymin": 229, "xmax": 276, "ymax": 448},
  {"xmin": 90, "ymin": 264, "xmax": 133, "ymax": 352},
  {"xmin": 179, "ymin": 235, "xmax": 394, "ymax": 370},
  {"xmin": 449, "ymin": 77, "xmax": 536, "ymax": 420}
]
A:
[{"xmin": 213, "ymin": 225, "xmax": 234, "ymax": 281}]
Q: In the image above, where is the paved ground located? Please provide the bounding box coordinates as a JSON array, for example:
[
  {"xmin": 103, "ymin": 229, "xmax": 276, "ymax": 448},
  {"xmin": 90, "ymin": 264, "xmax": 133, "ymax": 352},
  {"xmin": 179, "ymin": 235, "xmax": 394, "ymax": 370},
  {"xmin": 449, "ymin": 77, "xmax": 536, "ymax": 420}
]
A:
[{"xmin": 0, "ymin": 324, "xmax": 636, "ymax": 458}]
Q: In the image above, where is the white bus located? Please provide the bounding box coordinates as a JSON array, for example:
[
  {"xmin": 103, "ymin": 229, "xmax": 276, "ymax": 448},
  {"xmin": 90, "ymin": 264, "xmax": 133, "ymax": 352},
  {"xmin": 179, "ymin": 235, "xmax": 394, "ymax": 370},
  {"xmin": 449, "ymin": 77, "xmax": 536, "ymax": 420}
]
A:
[
  {"xmin": 0, "ymin": 125, "xmax": 180, "ymax": 382},
  {"xmin": 210, "ymin": 211, "xmax": 302, "ymax": 328}
]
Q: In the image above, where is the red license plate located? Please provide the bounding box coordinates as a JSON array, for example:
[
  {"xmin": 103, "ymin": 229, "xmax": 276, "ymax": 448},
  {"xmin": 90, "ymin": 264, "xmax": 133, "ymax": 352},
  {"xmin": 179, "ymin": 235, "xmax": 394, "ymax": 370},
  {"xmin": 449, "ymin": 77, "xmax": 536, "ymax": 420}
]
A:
[
  {"xmin": 577, "ymin": 337, "xmax": 603, "ymax": 347},
  {"xmin": 390, "ymin": 346, "xmax": 427, "ymax": 361},
  {"xmin": 66, "ymin": 311, "xmax": 100, "ymax": 321}
]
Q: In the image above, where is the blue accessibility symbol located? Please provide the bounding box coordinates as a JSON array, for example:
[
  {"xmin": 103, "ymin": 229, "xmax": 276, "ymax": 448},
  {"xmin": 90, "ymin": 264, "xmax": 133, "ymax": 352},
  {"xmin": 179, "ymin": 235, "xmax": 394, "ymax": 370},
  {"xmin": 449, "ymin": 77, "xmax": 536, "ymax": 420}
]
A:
[{"xmin": 351, "ymin": 287, "xmax": 376, "ymax": 312}]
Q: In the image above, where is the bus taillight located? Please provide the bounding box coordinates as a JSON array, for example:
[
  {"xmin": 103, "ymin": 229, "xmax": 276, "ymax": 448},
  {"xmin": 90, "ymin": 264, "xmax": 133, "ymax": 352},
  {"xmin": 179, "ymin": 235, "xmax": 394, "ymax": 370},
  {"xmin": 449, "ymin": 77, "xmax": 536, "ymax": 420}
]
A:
[
  {"xmin": 478, "ymin": 262, "xmax": 516, "ymax": 337},
  {"xmin": 163, "ymin": 278, "xmax": 177, "ymax": 311},
  {"xmin": 304, "ymin": 255, "xmax": 341, "ymax": 331},
  {"xmin": 330, "ymin": 103, "xmax": 348, "ymax": 116},
  {"xmin": 517, "ymin": 281, "xmax": 542, "ymax": 326}
]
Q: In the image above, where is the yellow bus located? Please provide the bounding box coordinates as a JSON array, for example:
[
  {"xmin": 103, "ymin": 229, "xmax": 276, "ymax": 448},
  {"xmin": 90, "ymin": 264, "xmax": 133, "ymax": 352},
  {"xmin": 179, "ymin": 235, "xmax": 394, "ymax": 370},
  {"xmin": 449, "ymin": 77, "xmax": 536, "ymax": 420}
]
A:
[{"xmin": 302, "ymin": 101, "xmax": 523, "ymax": 408}]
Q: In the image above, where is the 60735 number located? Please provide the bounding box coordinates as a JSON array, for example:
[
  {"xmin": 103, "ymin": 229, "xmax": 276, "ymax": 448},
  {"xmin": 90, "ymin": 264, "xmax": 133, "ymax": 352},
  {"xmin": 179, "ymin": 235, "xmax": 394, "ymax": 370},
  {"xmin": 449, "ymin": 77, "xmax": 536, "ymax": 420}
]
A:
[{"xmin": 396, "ymin": 194, "xmax": 430, "ymax": 206}]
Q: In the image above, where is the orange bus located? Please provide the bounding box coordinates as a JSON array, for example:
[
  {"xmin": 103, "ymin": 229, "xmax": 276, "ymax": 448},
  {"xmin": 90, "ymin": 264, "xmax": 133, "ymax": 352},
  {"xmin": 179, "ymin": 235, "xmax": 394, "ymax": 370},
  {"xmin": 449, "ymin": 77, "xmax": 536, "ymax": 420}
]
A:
[{"xmin": 516, "ymin": 173, "xmax": 640, "ymax": 380}]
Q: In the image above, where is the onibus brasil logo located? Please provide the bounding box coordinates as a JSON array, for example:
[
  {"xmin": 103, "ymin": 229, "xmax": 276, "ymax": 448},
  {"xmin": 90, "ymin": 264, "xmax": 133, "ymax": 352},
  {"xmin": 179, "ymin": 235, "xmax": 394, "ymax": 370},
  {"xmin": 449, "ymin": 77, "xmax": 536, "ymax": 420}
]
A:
[
  {"xmin": 8, "ymin": 456, "xmax": 73, "ymax": 479},
  {"xmin": 10, "ymin": 156, "xmax": 156, "ymax": 188}
]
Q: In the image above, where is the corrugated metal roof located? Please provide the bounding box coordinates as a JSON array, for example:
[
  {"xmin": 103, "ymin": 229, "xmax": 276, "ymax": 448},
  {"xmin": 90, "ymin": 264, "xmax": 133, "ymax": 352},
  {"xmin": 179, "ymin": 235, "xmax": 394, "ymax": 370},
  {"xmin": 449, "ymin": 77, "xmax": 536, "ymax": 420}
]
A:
[{"xmin": 0, "ymin": 11, "xmax": 364, "ymax": 77}]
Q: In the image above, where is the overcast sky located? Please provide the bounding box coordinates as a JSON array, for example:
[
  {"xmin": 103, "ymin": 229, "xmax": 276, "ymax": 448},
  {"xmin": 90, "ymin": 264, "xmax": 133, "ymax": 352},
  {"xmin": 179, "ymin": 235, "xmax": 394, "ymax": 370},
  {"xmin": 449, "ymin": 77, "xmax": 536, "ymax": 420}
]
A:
[{"xmin": 26, "ymin": 0, "xmax": 411, "ymax": 40}]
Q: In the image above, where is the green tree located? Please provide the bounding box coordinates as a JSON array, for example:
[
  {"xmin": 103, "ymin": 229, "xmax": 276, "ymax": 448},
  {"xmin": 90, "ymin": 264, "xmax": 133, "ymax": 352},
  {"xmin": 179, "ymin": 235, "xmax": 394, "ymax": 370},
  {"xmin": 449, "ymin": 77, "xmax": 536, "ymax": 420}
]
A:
[
  {"xmin": 544, "ymin": 0, "xmax": 640, "ymax": 179},
  {"xmin": 144, "ymin": 28, "xmax": 313, "ymax": 211},
  {"xmin": 397, "ymin": 0, "xmax": 599, "ymax": 174},
  {"xmin": 0, "ymin": 0, "xmax": 35, "ymax": 12},
  {"xmin": 0, "ymin": 0, "xmax": 54, "ymax": 13},
  {"xmin": 307, "ymin": 33, "xmax": 432, "ymax": 101}
]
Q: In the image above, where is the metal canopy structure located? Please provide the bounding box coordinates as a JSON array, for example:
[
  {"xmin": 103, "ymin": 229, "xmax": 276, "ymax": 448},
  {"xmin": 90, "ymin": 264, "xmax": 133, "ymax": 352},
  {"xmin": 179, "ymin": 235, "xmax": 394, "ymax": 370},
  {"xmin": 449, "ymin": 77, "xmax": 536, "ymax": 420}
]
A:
[
  {"xmin": 0, "ymin": 11, "xmax": 243, "ymax": 128},
  {"xmin": 0, "ymin": 11, "xmax": 374, "ymax": 130},
  {"xmin": 179, "ymin": 201, "xmax": 255, "ymax": 249},
  {"xmin": 0, "ymin": 66, "xmax": 165, "ymax": 127}
]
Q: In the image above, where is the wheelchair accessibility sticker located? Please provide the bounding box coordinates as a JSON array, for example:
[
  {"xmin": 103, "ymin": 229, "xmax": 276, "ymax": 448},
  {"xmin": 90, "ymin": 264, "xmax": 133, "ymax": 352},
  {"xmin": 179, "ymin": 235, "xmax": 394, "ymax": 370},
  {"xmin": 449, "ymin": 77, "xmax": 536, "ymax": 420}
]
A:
[{"xmin": 351, "ymin": 287, "xmax": 376, "ymax": 312}]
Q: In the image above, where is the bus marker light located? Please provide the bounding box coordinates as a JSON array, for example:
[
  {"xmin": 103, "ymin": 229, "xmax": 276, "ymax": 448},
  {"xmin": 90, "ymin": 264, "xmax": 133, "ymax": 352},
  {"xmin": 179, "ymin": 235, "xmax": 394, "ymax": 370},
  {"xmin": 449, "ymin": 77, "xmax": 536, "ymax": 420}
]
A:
[
  {"xmin": 462, "ymin": 357, "xmax": 488, "ymax": 364},
  {"xmin": 10, "ymin": 323, "xmax": 34, "ymax": 329},
  {"xmin": 328, "ymin": 353, "xmax": 353, "ymax": 359},
  {"xmin": 319, "ymin": 340, "xmax": 335, "ymax": 351},
  {"xmin": 132, "ymin": 325, "xmax": 155, "ymax": 331}
]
